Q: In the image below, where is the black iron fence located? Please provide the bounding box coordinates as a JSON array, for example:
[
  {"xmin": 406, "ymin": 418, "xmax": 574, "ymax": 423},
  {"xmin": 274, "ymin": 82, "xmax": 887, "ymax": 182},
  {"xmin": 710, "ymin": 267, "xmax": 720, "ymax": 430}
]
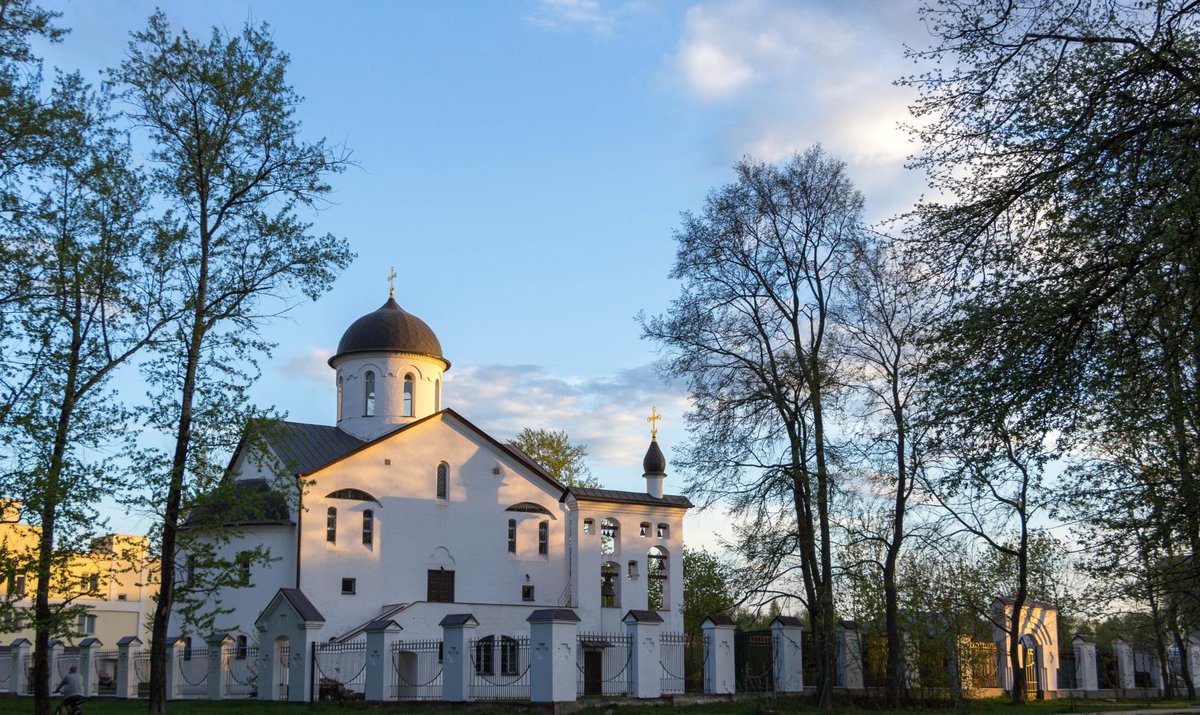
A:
[
  {"xmin": 0, "ymin": 646, "xmax": 11, "ymax": 694},
  {"xmin": 134, "ymin": 651, "xmax": 151, "ymax": 698},
  {"xmin": 312, "ymin": 640, "xmax": 366, "ymax": 701},
  {"xmin": 577, "ymin": 632, "xmax": 632, "ymax": 697},
  {"xmin": 734, "ymin": 631, "xmax": 774, "ymax": 693},
  {"xmin": 225, "ymin": 645, "xmax": 258, "ymax": 698},
  {"xmin": 92, "ymin": 650, "xmax": 118, "ymax": 696},
  {"xmin": 469, "ymin": 635, "xmax": 529, "ymax": 700},
  {"xmin": 392, "ymin": 639, "xmax": 442, "ymax": 700},
  {"xmin": 1058, "ymin": 649, "xmax": 1077, "ymax": 690},
  {"xmin": 177, "ymin": 647, "xmax": 208, "ymax": 698},
  {"xmin": 659, "ymin": 632, "xmax": 687, "ymax": 695}
]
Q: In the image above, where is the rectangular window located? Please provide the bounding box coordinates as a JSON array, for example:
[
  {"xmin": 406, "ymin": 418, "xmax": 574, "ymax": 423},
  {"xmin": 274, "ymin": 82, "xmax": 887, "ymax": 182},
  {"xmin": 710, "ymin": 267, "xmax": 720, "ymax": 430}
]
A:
[
  {"xmin": 77, "ymin": 614, "xmax": 96, "ymax": 634},
  {"xmin": 501, "ymin": 637, "xmax": 519, "ymax": 676},
  {"xmin": 326, "ymin": 507, "xmax": 337, "ymax": 544},
  {"xmin": 583, "ymin": 518, "xmax": 593, "ymax": 536},
  {"xmin": 507, "ymin": 519, "xmax": 517, "ymax": 554},
  {"xmin": 236, "ymin": 635, "xmax": 248, "ymax": 660},
  {"xmin": 427, "ymin": 569, "xmax": 455, "ymax": 603},
  {"xmin": 238, "ymin": 554, "xmax": 251, "ymax": 585},
  {"xmin": 538, "ymin": 521, "xmax": 548, "ymax": 555},
  {"xmin": 657, "ymin": 523, "xmax": 669, "ymax": 539},
  {"xmin": 341, "ymin": 577, "xmax": 356, "ymax": 594},
  {"xmin": 522, "ymin": 585, "xmax": 535, "ymax": 602}
]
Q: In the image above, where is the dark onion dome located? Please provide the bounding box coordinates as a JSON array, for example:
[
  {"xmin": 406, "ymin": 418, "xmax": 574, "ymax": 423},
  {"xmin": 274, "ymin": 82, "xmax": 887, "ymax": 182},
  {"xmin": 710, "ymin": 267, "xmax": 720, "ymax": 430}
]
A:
[
  {"xmin": 329, "ymin": 296, "xmax": 449, "ymax": 368},
  {"xmin": 643, "ymin": 438, "xmax": 666, "ymax": 475}
]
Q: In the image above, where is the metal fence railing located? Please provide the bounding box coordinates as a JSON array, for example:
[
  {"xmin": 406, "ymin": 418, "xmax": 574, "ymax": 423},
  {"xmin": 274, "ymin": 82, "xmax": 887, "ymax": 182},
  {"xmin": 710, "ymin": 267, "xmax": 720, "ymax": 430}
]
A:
[
  {"xmin": 391, "ymin": 639, "xmax": 442, "ymax": 700},
  {"xmin": 961, "ymin": 641, "xmax": 999, "ymax": 690},
  {"xmin": 659, "ymin": 632, "xmax": 687, "ymax": 695},
  {"xmin": 23, "ymin": 655, "xmax": 32, "ymax": 695},
  {"xmin": 734, "ymin": 632, "xmax": 774, "ymax": 693},
  {"xmin": 577, "ymin": 632, "xmax": 632, "ymax": 697},
  {"xmin": 92, "ymin": 650, "xmax": 118, "ymax": 696},
  {"xmin": 470, "ymin": 636, "xmax": 530, "ymax": 700},
  {"xmin": 0, "ymin": 646, "xmax": 11, "ymax": 694},
  {"xmin": 277, "ymin": 641, "xmax": 290, "ymax": 700},
  {"xmin": 312, "ymin": 640, "xmax": 366, "ymax": 701},
  {"xmin": 134, "ymin": 651, "xmax": 151, "ymax": 697},
  {"xmin": 176, "ymin": 648, "xmax": 209, "ymax": 698},
  {"xmin": 225, "ymin": 645, "xmax": 258, "ymax": 698}
]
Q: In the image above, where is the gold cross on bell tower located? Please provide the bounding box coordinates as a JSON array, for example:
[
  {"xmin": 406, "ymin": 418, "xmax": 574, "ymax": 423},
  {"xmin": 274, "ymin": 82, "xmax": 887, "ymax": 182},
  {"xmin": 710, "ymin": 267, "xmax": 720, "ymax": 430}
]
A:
[
  {"xmin": 387, "ymin": 266, "xmax": 397, "ymax": 297},
  {"xmin": 647, "ymin": 407, "xmax": 662, "ymax": 440}
]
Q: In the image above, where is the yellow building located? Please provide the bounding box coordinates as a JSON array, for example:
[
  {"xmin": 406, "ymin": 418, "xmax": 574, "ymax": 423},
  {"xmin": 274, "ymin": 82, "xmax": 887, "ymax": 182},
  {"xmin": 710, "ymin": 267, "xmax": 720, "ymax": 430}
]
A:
[{"xmin": 1, "ymin": 500, "xmax": 157, "ymax": 646}]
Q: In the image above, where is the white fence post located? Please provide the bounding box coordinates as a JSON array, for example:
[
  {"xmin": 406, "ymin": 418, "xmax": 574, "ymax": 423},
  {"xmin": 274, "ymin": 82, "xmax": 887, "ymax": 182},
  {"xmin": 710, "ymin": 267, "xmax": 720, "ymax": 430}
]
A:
[
  {"xmin": 1073, "ymin": 635, "xmax": 1098, "ymax": 692},
  {"xmin": 10, "ymin": 638, "xmax": 30, "ymax": 696},
  {"xmin": 771, "ymin": 616, "xmax": 804, "ymax": 692},
  {"xmin": 1113, "ymin": 638, "xmax": 1134, "ymax": 690},
  {"xmin": 837, "ymin": 621, "xmax": 863, "ymax": 691},
  {"xmin": 364, "ymin": 619, "xmax": 401, "ymax": 702},
  {"xmin": 206, "ymin": 633, "xmax": 232, "ymax": 700},
  {"xmin": 115, "ymin": 636, "xmax": 140, "ymax": 698},
  {"xmin": 78, "ymin": 638, "xmax": 101, "ymax": 697},
  {"xmin": 440, "ymin": 613, "xmax": 477, "ymax": 702},
  {"xmin": 164, "ymin": 637, "xmax": 185, "ymax": 700},
  {"xmin": 701, "ymin": 615, "xmax": 735, "ymax": 695},
  {"xmin": 528, "ymin": 608, "xmax": 580, "ymax": 703},
  {"xmin": 624, "ymin": 609, "xmax": 663, "ymax": 698}
]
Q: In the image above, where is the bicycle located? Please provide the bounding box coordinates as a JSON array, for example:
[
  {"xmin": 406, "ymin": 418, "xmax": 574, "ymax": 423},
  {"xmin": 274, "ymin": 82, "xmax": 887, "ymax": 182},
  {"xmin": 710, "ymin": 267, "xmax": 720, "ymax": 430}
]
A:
[{"xmin": 53, "ymin": 694, "xmax": 84, "ymax": 715}]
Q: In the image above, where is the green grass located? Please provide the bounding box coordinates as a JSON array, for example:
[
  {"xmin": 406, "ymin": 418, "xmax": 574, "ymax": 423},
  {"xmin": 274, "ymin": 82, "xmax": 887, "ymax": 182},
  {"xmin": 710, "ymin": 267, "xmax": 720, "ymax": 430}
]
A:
[{"xmin": 9, "ymin": 696, "xmax": 1198, "ymax": 715}]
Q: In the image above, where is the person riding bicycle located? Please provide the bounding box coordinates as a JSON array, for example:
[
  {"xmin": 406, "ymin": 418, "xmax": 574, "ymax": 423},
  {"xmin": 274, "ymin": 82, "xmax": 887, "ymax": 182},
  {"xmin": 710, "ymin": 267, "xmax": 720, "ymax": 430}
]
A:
[{"xmin": 54, "ymin": 664, "xmax": 84, "ymax": 714}]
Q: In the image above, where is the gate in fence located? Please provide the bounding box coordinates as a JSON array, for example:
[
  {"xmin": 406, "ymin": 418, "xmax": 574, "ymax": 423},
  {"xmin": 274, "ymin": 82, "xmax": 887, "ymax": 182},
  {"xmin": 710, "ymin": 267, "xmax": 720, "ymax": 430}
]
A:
[
  {"xmin": 577, "ymin": 632, "xmax": 632, "ymax": 697},
  {"xmin": 276, "ymin": 642, "xmax": 289, "ymax": 701},
  {"xmin": 134, "ymin": 651, "xmax": 151, "ymax": 698},
  {"xmin": 225, "ymin": 645, "xmax": 258, "ymax": 698},
  {"xmin": 962, "ymin": 641, "xmax": 999, "ymax": 689},
  {"xmin": 1058, "ymin": 649, "xmax": 1077, "ymax": 690},
  {"xmin": 391, "ymin": 639, "xmax": 442, "ymax": 700},
  {"xmin": 1098, "ymin": 648, "xmax": 1119, "ymax": 689},
  {"xmin": 734, "ymin": 631, "xmax": 774, "ymax": 693},
  {"xmin": 469, "ymin": 635, "xmax": 529, "ymax": 700},
  {"xmin": 177, "ymin": 648, "xmax": 209, "ymax": 698},
  {"xmin": 23, "ymin": 654, "xmax": 32, "ymax": 694},
  {"xmin": 312, "ymin": 640, "xmax": 366, "ymax": 701}
]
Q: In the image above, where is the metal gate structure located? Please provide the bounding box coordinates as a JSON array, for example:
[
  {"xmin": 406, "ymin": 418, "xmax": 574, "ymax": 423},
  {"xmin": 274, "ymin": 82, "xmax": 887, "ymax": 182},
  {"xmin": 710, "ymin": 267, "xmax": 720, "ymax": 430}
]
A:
[
  {"xmin": 734, "ymin": 631, "xmax": 774, "ymax": 693},
  {"xmin": 0, "ymin": 645, "xmax": 10, "ymax": 694},
  {"xmin": 1024, "ymin": 646, "xmax": 1038, "ymax": 698},
  {"xmin": 576, "ymin": 632, "xmax": 632, "ymax": 697},
  {"xmin": 276, "ymin": 641, "xmax": 289, "ymax": 701},
  {"xmin": 92, "ymin": 650, "xmax": 118, "ymax": 696},
  {"xmin": 312, "ymin": 640, "xmax": 366, "ymax": 701},
  {"xmin": 391, "ymin": 639, "xmax": 442, "ymax": 700},
  {"xmin": 659, "ymin": 632, "xmax": 687, "ymax": 695},
  {"xmin": 134, "ymin": 651, "xmax": 151, "ymax": 698}
]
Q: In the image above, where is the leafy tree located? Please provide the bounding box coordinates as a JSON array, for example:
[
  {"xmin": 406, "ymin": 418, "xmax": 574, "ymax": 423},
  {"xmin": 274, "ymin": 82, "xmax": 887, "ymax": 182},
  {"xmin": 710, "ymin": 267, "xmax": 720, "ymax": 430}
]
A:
[
  {"xmin": 643, "ymin": 147, "xmax": 866, "ymax": 709},
  {"xmin": 113, "ymin": 13, "xmax": 352, "ymax": 711},
  {"xmin": 508, "ymin": 427, "xmax": 599, "ymax": 488},
  {"xmin": 903, "ymin": 0, "xmax": 1200, "ymax": 658},
  {"xmin": 0, "ymin": 72, "xmax": 165, "ymax": 715},
  {"xmin": 682, "ymin": 546, "xmax": 738, "ymax": 639}
]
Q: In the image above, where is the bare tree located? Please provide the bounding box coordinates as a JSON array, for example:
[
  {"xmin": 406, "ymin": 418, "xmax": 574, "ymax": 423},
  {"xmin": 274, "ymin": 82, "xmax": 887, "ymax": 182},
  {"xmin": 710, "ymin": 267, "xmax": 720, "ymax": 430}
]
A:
[{"xmin": 643, "ymin": 147, "xmax": 864, "ymax": 709}]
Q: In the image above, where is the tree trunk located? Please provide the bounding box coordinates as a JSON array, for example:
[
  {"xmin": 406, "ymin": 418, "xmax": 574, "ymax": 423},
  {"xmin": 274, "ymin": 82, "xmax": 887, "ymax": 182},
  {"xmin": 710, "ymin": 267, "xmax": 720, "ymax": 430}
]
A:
[{"xmin": 884, "ymin": 385, "xmax": 909, "ymax": 706}]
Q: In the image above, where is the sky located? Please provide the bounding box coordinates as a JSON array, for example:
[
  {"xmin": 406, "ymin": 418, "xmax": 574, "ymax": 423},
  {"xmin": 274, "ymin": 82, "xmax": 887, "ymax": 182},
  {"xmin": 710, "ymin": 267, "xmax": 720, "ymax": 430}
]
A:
[{"xmin": 33, "ymin": 0, "xmax": 934, "ymax": 550}]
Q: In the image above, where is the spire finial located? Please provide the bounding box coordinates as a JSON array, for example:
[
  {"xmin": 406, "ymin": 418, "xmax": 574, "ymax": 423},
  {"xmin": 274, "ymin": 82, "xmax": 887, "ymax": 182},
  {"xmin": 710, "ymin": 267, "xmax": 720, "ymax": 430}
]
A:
[
  {"xmin": 647, "ymin": 406, "xmax": 661, "ymax": 440},
  {"xmin": 387, "ymin": 266, "xmax": 397, "ymax": 297}
]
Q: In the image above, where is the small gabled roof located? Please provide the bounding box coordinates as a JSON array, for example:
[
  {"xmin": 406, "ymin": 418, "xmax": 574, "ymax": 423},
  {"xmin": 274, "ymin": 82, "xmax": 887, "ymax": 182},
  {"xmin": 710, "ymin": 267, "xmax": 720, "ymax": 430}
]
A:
[
  {"xmin": 79, "ymin": 637, "xmax": 103, "ymax": 648},
  {"xmin": 1073, "ymin": 634, "xmax": 1095, "ymax": 643},
  {"xmin": 527, "ymin": 608, "xmax": 581, "ymax": 623},
  {"xmin": 623, "ymin": 610, "xmax": 664, "ymax": 624},
  {"xmin": 566, "ymin": 487, "xmax": 692, "ymax": 508},
  {"xmin": 255, "ymin": 587, "xmax": 325, "ymax": 626},
  {"xmin": 702, "ymin": 614, "xmax": 735, "ymax": 627},
  {"xmin": 364, "ymin": 619, "xmax": 402, "ymax": 632},
  {"xmin": 771, "ymin": 616, "xmax": 803, "ymax": 628},
  {"xmin": 116, "ymin": 636, "xmax": 141, "ymax": 646},
  {"xmin": 439, "ymin": 613, "xmax": 479, "ymax": 627}
]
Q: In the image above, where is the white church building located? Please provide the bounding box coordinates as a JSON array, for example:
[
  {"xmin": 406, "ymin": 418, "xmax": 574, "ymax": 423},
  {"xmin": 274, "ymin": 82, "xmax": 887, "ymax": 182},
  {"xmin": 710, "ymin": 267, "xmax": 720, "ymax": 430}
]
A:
[{"xmin": 172, "ymin": 292, "xmax": 691, "ymax": 648}]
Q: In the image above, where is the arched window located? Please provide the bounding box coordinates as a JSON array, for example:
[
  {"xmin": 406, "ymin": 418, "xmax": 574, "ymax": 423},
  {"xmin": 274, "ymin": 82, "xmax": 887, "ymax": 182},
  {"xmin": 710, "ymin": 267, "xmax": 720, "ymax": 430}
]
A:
[
  {"xmin": 326, "ymin": 507, "xmax": 337, "ymax": 543},
  {"xmin": 639, "ymin": 522, "xmax": 651, "ymax": 537},
  {"xmin": 507, "ymin": 519, "xmax": 517, "ymax": 554},
  {"xmin": 538, "ymin": 521, "xmax": 549, "ymax": 555},
  {"xmin": 600, "ymin": 518, "xmax": 619, "ymax": 555},
  {"xmin": 657, "ymin": 523, "xmax": 669, "ymax": 539},
  {"xmin": 601, "ymin": 561, "xmax": 620, "ymax": 608},
  {"xmin": 436, "ymin": 462, "xmax": 448, "ymax": 500},
  {"xmin": 364, "ymin": 371, "xmax": 376, "ymax": 417},
  {"xmin": 648, "ymin": 546, "xmax": 669, "ymax": 610},
  {"xmin": 362, "ymin": 509, "xmax": 374, "ymax": 546},
  {"xmin": 403, "ymin": 373, "xmax": 414, "ymax": 417},
  {"xmin": 336, "ymin": 375, "xmax": 343, "ymax": 421},
  {"xmin": 474, "ymin": 635, "xmax": 495, "ymax": 675},
  {"xmin": 435, "ymin": 379, "xmax": 441, "ymax": 411}
]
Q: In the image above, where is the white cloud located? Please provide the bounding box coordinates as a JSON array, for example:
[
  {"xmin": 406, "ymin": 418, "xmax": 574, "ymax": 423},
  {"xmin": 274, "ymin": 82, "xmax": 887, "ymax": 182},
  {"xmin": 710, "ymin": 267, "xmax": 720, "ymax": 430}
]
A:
[
  {"xmin": 672, "ymin": 0, "xmax": 929, "ymax": 222},
  {"xmin": 526, "ymin": 0, "xmax": 615, "ymax": 33},
  {"xmin": 282, "ymin": 347, "xmax": 335, "ymax": 383}
]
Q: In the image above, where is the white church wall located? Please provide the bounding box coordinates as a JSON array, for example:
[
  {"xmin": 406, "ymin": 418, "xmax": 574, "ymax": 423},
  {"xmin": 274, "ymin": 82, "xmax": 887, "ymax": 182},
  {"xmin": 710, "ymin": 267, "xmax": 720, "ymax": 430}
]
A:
[
  {"xmin": 168, "ymin": 525, "xmax": 296, "ymax": 639},
  {"xmin": 296, "ymin": 413, "xmax": 569, "ymax": 639},
  {"xmin": 570, "ymin": 500, "xmax": 686, "ymax": 634}
]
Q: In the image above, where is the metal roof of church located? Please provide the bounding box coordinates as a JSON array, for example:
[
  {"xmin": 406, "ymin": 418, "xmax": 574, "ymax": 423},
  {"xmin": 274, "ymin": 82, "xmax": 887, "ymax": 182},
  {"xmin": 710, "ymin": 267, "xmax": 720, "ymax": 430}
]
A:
[
  {"xmin": 329, "ymin": 296, "xmax": 448, "ymax": 367},
  {"xmin": 566, "ymin": 487, "xmax": 692, "ymax": 508},
  {"xmin": 265, "ymin": 421, "xmax": 365, "ymax": 475}
]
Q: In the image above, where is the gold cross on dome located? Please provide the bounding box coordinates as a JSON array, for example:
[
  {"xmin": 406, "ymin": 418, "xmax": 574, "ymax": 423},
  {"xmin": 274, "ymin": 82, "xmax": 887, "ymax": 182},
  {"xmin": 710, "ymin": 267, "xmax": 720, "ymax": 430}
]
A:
[
  {"xmin": 387, "ymin": 266, "xmax": 397, "ymax": 297},
  {"xmin": 647, "ymin": 407, "xmax": 662, "ymax": 439}
]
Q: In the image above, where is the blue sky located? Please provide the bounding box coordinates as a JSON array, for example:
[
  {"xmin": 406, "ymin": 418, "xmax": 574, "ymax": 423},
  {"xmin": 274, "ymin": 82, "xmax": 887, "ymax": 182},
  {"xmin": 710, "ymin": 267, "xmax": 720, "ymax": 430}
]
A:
[{"xmin": 36, "ymin": 0, "xmax": 931, "ymax": 548}]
